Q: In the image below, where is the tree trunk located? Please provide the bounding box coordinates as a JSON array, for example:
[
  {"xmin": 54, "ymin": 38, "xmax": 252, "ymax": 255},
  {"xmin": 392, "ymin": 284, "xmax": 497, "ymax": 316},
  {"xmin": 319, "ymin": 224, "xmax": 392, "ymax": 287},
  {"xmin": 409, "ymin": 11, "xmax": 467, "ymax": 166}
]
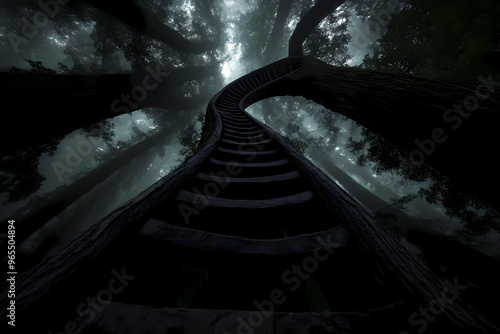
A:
[
  {"xmin": 10, "ymin": 110, "xmax": 195, "ymax": 248},
  {"xmin": 307, "ymin": 149, "xmax": 424, "ymax": 235},
  {"xmin": 252, "ymin": 114, "xmax": 497, "ymax": 332},
  {"xmin": 264, "ymin": 0, "xmax": 294, "ymax": 62},
  {"xmin": 142, "ymin": 23, "xmax": 219, "ymax": 55},
  {"xmin": 278, "ymin": 57, "xmax": 500, "ymax": 212},
  {"xmin": 288, "ymin": 0, "xmax": 346, "ymax": 56},
  {"xmin": 3, "ymin": 56, "xmax": 497, "ymax": 333},
  {"xmin": 82, "ymin": 0, "xmax": 221, "ymax": 54},
  {"xmin": 309, "ymin": 150, "xmax": 389, "ymax": 211},
  {"xmin": 0, "ymin": 64, "xmax": 216, "ymax": 157}
]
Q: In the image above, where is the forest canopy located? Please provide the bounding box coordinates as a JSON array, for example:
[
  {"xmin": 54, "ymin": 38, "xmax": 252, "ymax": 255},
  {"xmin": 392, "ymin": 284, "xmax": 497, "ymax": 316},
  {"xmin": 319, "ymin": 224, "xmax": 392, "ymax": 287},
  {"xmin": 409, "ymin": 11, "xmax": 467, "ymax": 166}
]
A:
[{"xmin": 0, "ymin": 0, "xmax": 499, "ymax": 263}]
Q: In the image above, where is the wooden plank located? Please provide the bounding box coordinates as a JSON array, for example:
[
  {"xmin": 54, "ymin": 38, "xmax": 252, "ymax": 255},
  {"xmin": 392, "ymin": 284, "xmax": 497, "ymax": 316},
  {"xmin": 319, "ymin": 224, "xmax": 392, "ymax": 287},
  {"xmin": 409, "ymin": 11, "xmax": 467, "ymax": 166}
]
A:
[
  {"xmin": 176, "ymin": 190, "xmax": 314, "ymax": 209},
  {"xmin": 209, "ymin": 158, "xmax": 288, "ymax": 168},
  {"xmin": 196, "ymin": 170, "xmax": 299, "ymax": 183},
  {"xmin": 138, "ymin": 218, "xmax": 350, "ymax": 254}
]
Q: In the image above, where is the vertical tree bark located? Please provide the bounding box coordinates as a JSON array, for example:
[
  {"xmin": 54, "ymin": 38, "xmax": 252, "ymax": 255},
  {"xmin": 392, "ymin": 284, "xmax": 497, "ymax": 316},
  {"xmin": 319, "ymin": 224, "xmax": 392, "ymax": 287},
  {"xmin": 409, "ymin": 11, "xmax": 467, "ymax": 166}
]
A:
[
  {"xmin": 264, "ymin": 0, "xmax": 294, "ymax": 62},
  {"xmin": 10, "ymin": 111, "xmax": 196, "ymax": 247}
]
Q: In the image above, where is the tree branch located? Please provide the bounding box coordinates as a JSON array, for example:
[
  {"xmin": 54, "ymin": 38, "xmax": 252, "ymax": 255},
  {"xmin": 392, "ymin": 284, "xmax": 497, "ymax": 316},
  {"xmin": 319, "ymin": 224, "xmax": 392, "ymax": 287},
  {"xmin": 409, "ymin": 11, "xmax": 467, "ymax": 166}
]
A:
[
  {"xmin": 82, "ymin": 0, "xmax": 222, "ymax": 54},
  {"xmin": 288, "ymin": 0, "xmax": 346, "ymax": 57}
]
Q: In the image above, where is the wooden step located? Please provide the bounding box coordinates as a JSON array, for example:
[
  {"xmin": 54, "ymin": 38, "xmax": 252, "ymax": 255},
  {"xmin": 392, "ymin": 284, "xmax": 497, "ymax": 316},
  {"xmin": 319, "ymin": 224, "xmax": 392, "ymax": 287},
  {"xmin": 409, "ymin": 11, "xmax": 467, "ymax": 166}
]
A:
[
  {"xmin": 196, "ymin": 171, "xmax": 299, "ymax": 183},
  {"xmin": 225, "ymin": 90, "xmax": 245, "ymax": 100},
  {"xmin": 193, "ymin": 168, "xmax": 309, "ymax": 199},
  {"xmin": 222, "ymin": 132, "xmax": 265, "ymax": 140},
  {"xmin": 218, "ymin": 109, "xmax": 245, "ymax": 115},
  {"xmin": 209, "ymin": 158, "xmax": 289, "ymax": 168},
  {"xmin": 176, "ymin": 190, "xmax": 314, "ymax": 209},
  {"xmin": 74, "ymin": 301, "xmax": 407, "ymax": 334},
  {"xmin": 216, "ymin": 103, "xmax": 239, "ymax": 110},
  {"xmin": 216, "ymin": 147, "xmax": 280, "ymax": 155},
  {"xmin": 138, "ymin": 218, "xmax": 350, "ymax": 254},
  {"xmin": 219, "ymin": 114, "xmax": 249, "ymax": 121},
  {"xmin": 221, "ymin": 118, "xmax": 255, "ymax": 126},
  {"xmin": 223, "ymin": 123, "xmax": 259, "ymax": 131},
  {"xmin": 223, "ymin": 128, "xmax": 263, "ymax": 135},
  {"xmin": 220, "ymin": 138, "xmax": 272, "ymax": 146}
]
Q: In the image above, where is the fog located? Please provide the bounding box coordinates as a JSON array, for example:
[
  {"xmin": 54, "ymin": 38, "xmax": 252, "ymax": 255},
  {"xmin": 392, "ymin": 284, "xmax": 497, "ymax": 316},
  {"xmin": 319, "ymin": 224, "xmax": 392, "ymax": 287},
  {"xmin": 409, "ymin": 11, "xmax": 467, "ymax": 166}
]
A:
[{"xmin": 1, "ymin": 0, "xmax": 499, "ymax": 263}]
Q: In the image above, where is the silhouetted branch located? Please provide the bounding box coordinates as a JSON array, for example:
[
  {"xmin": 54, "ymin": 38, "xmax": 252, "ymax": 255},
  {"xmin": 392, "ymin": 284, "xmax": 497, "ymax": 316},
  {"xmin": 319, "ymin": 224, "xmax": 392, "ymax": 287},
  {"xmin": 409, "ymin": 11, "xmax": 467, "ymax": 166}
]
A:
[{"xmin": 289, "ymin": 0, "xmax": 346, "ymax": 56}]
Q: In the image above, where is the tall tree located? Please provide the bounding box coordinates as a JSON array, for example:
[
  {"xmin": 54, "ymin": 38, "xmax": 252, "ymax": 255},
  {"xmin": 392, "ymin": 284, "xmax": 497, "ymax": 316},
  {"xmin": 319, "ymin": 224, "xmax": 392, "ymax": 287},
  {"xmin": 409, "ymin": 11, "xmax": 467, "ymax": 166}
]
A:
[
  {"xmin": 263, "ymin": 0, "xmax": 294, "ymax": 63},
  {"xmin": 1, "ymin": 1, "xmax": 499, "ymax": 332},
  {"xmin": 1, "ymin": 0, "xmax": 227, "ymax": 158},
  {"xmin": 289, "ymin": 0, "xmax": 346, "ymax": 56},
  {"xmin": 8, "ymin": 109, "xmax": 198, "ymax": 247},
  {"xmin": 0, "ymin": 62, "xmax": 219, "ymax": 157},
  {"xmin": 361, "ymin": 0, "xmax": 500, "ymax": 81},
  {"xmin": 276, "ymin": 57, "xmax": 499, "ymax": 213},
  {"xmin": 80, "ymin": 0, "xmax": 223, "ymax": 54}
]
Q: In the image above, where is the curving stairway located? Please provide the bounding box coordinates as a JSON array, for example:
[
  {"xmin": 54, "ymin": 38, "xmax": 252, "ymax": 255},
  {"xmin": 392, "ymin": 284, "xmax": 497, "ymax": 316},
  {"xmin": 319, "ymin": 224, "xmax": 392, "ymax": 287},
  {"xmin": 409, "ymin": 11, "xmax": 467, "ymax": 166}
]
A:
[
  {"xmin": 153, "ymin": 58, "xmax": 336, "ymax": 239},
  {"xmin": 3, "ymin": 57, "xmax": 493, "ymax": 334}
]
